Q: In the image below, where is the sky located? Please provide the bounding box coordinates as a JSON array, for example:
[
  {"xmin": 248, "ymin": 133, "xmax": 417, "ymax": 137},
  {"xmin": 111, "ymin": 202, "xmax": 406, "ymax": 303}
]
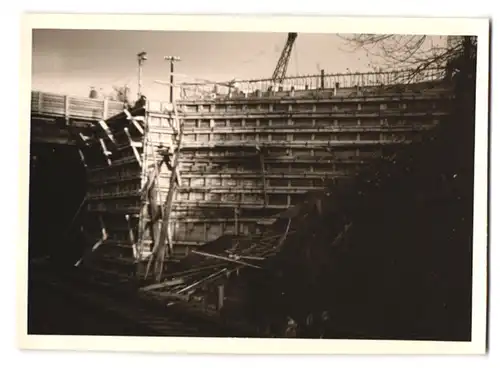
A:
[{"xmin": 31, "ymin": 30, "xmax": 445, "ymax": 101}]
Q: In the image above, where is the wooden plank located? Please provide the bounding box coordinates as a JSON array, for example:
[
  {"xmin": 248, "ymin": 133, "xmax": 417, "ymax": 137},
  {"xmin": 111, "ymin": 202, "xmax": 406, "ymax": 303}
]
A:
[
  {"xmin": 155, "ymin": 217, "xmax": 278, "ymax": 223},
  {"xmin": 86, "ymin": 171, "xmax": 341, "ymax": 186},
  {"xmin": 176, "ymin": 156, "xmax": 367, "ymax": 164},
  {"xmin": 147, "ymin": 125, "xmax": 436, "ymax": 135},
  {"xmin": 123, "ymin": 127, "xmax": 142, "ymax": 167},
  {"xmin": 30, "ymin": 135, "xmax": 76, "ymax": 145},
  {"xmin": 140, "ymin": 278, "xmax": 185, "ymax": 292},
  {"xmin": 190, "ymin": 251, "xmax": 262, "ymax": 269},
  {"xmin": 139, "ymin": 171, "xmax": 346, "ymax": 180},
  {"xmin": 171, "ymin": 201, "xmax": 286, "ymax": 210},
  {"xmin": 149, "ymin": 110, "xmax": 449, "ymax": 120},
  {"xmin": 172, "ymin": 92, "xmax": 452, "ymax": 106},
  {"xmin": 148, "ymin": 186, "xmax": 323, "ymax": 194},
  {"xmin": 158, "ymin": 140, "xmax": 413, "ymax": 149}
]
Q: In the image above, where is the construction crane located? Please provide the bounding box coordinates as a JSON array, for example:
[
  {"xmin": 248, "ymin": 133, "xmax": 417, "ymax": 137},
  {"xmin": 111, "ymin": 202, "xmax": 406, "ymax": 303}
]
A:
[{"xmin": 271, "ymin": 32, "xmax": 298, "ymax": 85}]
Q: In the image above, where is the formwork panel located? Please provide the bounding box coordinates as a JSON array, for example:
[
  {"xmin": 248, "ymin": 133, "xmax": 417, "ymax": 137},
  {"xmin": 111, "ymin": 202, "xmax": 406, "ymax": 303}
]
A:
[
  {"xmin": 148, "ymin": 85, "xmax": 451, "ymax": 251},
  {"xmin": 29, "ymin": 75, "xmax": 452, "ymax": 273},
  {"xmin": 76, "ymin": 107, "xmax": 146, "ymax": 268}
]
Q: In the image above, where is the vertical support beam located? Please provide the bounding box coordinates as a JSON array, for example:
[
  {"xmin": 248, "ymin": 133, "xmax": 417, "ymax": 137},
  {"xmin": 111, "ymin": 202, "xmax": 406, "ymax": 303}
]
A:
[
  {"xmin": 145, "ymin": 106, "xmax": 183, "ymax": 282},
  {"xmin": 170, "ymin": 61, "xmax": 174, "ymax": 103},
  {"xmin": 234, "ymin": 208, "xmax": 239, "ymax": 236},
  {"xmin": 259, "ymin": 149, "xmax": 268, "ymax": 207},
  {"xmin": 217, "ymin": 284, "xmax": 225, "ymax": 311},
  {"xmin": 64, "ymin": 95, "xmax": 70, "ymax": 126},
  {"xmin": 103, "ymin": 98, "xmax": 109, "ymax": 120},
  {"xmin": 126, "ymin": 214, "xmax": 137, "ymax": 258},
  {"xmin": 137, "ymin": 51, "xmax": 148, "ymax": 100},
  {"xmin": 164, "ymin": 56, "xmax": 181, "ymax": 103},
  {"xmin": 37, "ymin": 92, "xmax": 43, "ymax": 112},
  {"xmin": 320, "ymin": 69, "xmax": 325, "ymax": 89}
]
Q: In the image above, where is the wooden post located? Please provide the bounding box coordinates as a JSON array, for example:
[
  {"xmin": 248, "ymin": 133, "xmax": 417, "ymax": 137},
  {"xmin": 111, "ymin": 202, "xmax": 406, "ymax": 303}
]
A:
[
  {"xmin": 37, "ymin": 92, "xmax": 43, "ymax": 112},
  {"xmin": 103, "ymin": 98, "xmax": 109, "ymax": 120},
  {"xmin": 126, "ymin": 214, "xmax": 136, "ymax": 246},
  {"xmin": 64, "ymin": 95, "xmax": 70, "ymax": 126},
  {"xmin": 145, "ymin": 112, "xmax": 184, "ymax": 282},
  {"xmin": 217, "ymin": 284, "xmax": 225, "ymax": 311},
  {"xmin": 258, "ymin": 148, "xmax": 268, "ymax": 207},
  {"xmin": 234, "ymin": 208, "xmax": 239, "ymax": 235}
]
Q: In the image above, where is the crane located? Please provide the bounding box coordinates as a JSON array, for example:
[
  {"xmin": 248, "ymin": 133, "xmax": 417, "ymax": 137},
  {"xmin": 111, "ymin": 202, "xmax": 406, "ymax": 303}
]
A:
[{"xmin": 271, "ymin": 32, "xmax": 298, "ymax": 86}]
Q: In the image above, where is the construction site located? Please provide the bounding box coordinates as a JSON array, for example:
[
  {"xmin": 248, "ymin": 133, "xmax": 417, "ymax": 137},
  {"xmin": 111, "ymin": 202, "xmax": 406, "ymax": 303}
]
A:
[{"xmin": 28, "ymin": 32, "xmax": 477, "ymax": 340}]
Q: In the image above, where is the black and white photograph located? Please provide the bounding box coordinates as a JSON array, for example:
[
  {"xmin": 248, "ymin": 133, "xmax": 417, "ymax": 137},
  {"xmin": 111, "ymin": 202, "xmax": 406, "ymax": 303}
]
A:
[{"xmin": 18, "ymin": 14, "xmax": 489, "ymax": 355}]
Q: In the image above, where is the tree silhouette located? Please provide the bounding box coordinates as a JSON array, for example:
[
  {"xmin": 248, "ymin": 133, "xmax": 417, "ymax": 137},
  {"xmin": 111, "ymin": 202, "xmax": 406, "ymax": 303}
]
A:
[
  {"xmin": 110, "ymin": 85, "xmax": 131, "ymax": 103},
  {"xmin": 338, "ymin": 34, "xmax": 477, "ymax": 82}
]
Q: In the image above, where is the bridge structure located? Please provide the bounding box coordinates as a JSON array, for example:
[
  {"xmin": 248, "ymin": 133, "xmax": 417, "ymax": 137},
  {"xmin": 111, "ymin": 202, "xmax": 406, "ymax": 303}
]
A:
[{"xmin": 29, "ymin": 67, "xmax": 455, "ymax": 289}]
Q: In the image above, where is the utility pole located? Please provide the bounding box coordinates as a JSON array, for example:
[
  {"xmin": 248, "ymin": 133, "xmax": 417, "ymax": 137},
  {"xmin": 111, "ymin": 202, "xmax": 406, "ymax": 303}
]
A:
[
  {"xmin": 137, "ymin": 51, "xmax": 148, "ymax": 100},
  {"xmin": 164, "ymin": 56, "xmax": 181, "ymax": 103}
]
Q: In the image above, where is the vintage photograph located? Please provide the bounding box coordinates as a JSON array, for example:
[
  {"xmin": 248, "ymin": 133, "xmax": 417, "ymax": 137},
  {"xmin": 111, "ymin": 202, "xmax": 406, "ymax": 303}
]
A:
[{"xmin": 20, "ymin": 15, "xmax": 489, "ymax": 354}]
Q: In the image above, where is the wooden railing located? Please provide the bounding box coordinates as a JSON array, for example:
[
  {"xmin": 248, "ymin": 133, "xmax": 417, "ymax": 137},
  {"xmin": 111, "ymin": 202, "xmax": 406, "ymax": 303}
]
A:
[
  {"xmin": 180, "ymin": 67, "xmax": 447, "ymax": 99},
  {"xmin": 31, "ymin": 91, "xmax": 125, "ymax": 121}
]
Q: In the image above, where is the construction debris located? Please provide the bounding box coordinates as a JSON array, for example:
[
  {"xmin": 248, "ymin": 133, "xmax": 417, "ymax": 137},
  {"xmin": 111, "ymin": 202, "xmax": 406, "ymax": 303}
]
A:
[{"xmin": 130, "ymin": 106, "xmax": 451, "ymax": 337}]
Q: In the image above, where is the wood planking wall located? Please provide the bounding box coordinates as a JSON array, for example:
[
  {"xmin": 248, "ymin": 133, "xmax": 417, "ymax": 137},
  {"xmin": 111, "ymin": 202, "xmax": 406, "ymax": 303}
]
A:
[
  {"xmin": 31, "ymin": 91, "xmax": 125, "ymax": 120},
  {"xmin": 30, "ymin": 85, "xmax": 453, "ymax": 260},
  {"xmin": 143, "ymin": 87, "xmax": 452, "ymax": 248},
  {"xmin": 83, "ymin": 109, "xmax": 145, "ymax": 263}
]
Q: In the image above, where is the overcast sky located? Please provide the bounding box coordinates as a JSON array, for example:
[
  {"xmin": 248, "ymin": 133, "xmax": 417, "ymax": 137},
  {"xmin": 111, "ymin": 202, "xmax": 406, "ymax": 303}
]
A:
[{"xmin": 31, "ymin": 30, "xmax": 444, "ymax": 101}]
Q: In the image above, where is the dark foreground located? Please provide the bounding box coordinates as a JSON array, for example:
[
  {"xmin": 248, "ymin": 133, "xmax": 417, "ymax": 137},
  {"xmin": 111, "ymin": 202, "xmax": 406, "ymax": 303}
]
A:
[
  {"xmin": 27, "ymin": 261, "xmax": 262, "ymax": 338},
  {"xmin": 29, "ymin": 274, "xmax": 144, "ymax": 336}
]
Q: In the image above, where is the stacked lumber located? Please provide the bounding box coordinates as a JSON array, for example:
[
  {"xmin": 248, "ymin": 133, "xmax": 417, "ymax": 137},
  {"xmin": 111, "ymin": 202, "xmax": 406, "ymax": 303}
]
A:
[{"xmin": 140, "ymin": 223, "xmax": 293, "ymax": 298}]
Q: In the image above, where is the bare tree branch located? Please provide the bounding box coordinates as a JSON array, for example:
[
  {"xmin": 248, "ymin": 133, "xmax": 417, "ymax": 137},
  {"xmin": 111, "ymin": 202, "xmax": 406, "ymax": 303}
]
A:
[{"xmin": 336, "ymin": 34, "xmax": 477, "ymax": 86}]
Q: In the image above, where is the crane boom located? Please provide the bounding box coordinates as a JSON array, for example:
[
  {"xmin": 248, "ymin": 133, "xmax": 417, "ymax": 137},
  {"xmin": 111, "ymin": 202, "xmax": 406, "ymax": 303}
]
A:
[{"xmin": 272, "ymin": 32, "xmax": 298, "ymax": 84}]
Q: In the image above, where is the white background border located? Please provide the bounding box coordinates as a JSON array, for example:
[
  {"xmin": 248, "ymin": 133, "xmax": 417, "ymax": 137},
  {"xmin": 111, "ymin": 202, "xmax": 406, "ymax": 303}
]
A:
[{"xmin": 3, "ymin": 0, "xmax": 497, "ymax": 366}]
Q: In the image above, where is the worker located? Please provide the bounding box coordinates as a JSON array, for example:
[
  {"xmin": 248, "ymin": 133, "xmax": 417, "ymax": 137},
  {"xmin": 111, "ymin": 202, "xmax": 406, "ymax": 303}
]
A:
[
  {"xmin": 284, "ymin": 316, "xmax": 298, "ymax": 337},
  {"xmin": 158, "ymin": 145, "xmax": 181, "ymax": 186},
  {"xmin": 160, "ymin": 146, "xmax": 174, "ymax": 171},
  {"xmin": 134, "ymin": 94, "xmax": 147, "ymax": 109}
]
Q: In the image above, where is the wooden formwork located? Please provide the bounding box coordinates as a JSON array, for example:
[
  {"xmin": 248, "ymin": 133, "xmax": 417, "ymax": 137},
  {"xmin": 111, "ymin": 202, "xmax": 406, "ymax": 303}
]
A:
[
  {"xmin": 29, "ymin": 75, "xmax": 454, "ymax": 277},
  {"xmin": 141, "ymin": 84, "xmax": 453, "ymax": 256},
  {"xmin": 79, "ymin": 107, "xmax": 146, "ymax": 270}
]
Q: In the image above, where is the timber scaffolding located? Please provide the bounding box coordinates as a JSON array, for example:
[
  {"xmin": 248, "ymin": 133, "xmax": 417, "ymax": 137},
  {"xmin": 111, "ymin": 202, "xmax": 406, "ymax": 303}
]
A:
[{"xmin": 31, "ymin": 66, "xmax": 454, "ymax": 334}]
